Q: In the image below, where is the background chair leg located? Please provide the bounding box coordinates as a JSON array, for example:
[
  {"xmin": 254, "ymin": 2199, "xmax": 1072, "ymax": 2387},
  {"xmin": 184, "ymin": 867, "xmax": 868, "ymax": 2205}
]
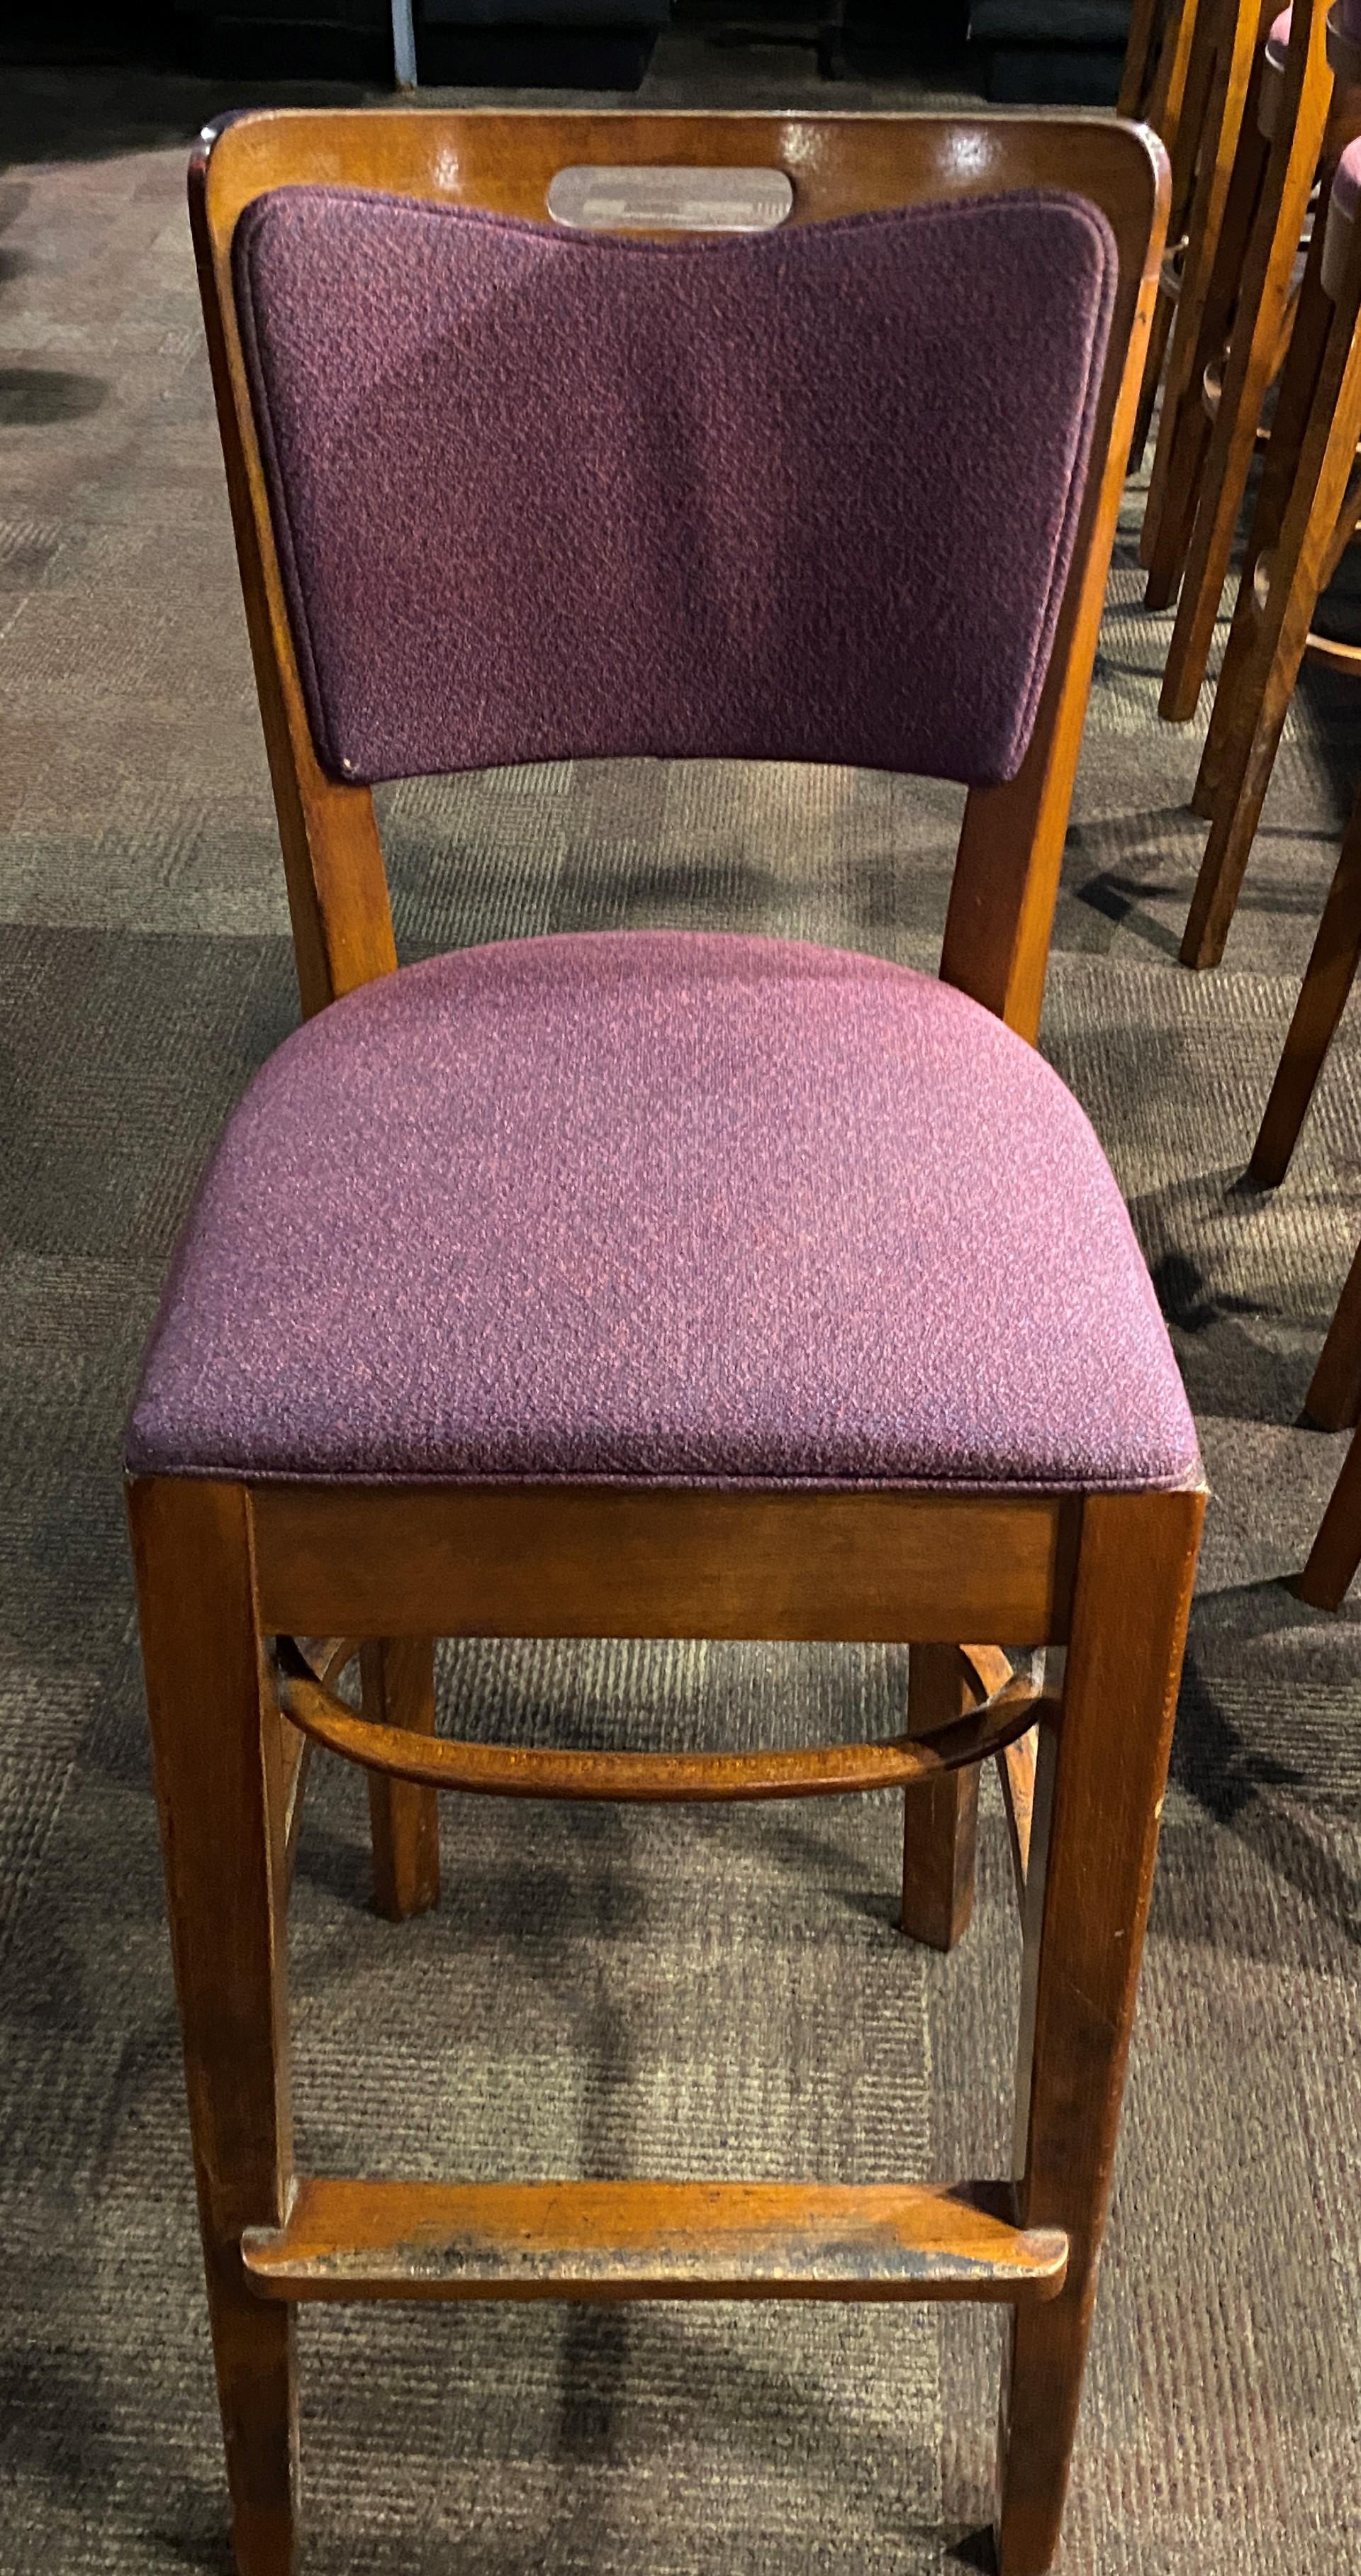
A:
[
  {"xmin": 1251, "ymin": 800, "xmax": 1361, "ymax": 1184},
  {"xmin": 993, "ymin": 1488, "xmax": 1202, "ymax": 2576},
  {"xmin": 1295, "ymin": 1416, "xmax": 1361, "ymax": 1605},
  {"xmin": 1160, "ymin": 83, "xmax": 1328, "ymax": 725},
  {"xmin": 1306, "ymin": 1230, "xmax": 1361, "ymax": 1428},
  {"xmin": 362, "ymin": 1638, "xmax": 441, "ymax": 1921},
  {"xmin": 1189, "ymin": 223, "xmax": 1336, "ymax": 827},
  {"xmin": 128, "ymin": 1476, "xmax": 298, "ymax": 2576},
  {"xmin": 900, "ymin": 1644, "xmax": 979, "ymax": 1950}
]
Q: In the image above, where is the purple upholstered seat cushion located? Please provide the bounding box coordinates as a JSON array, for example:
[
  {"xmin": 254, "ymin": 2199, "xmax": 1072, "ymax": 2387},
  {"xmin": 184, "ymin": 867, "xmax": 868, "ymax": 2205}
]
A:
[
  {"xmin": 127, "ymin": 933, "xmax": 1197, "ymax": 1492},
  {"xmin": 233, "ymin": 186, "xmax": 1116, "ymax": 791}
]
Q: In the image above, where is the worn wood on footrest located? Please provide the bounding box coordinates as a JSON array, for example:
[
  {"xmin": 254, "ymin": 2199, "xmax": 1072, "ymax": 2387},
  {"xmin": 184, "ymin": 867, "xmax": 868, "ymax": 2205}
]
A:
[{"xmin": 242, "ymin": 2178, "xmax": 1068, "ymax": 2306}]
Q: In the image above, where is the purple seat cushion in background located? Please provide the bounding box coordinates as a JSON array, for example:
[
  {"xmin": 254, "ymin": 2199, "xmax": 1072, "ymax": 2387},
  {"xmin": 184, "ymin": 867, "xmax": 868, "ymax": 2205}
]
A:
[
  {"xmin": 233, "ymin": 187, "xmax": 1117, "ymax": 790},
  {"xmin": 127, "ymin": 932, "xmax": 1199, "ymax": 1490}
]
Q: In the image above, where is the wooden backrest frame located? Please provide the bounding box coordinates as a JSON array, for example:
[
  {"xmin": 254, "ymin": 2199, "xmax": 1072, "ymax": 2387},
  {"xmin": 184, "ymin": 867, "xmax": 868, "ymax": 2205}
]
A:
[{"xmin": 189, "ymin": 108, "xmax": 1168, "ymax": 1038}]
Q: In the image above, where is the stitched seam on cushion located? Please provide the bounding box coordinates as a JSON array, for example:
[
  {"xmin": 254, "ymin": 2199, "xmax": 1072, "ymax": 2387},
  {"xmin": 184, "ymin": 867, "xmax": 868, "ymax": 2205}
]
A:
[{"xmin": 125, "ymin": 1458, "xmax": 1206, "ymax": 1493}]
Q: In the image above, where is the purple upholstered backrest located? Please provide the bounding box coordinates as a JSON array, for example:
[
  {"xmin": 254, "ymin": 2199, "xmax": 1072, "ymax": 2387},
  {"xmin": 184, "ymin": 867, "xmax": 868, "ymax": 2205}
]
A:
[{"xmin": 233, "ymin": 184, "xmax": 1118, "ymax": 789}]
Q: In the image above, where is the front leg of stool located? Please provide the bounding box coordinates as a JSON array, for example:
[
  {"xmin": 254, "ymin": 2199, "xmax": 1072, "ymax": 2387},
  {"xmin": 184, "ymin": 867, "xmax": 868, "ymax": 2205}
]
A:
[{"xmin": 130, "ymin": 1476, "xmax": 298, "ymax": 2576}]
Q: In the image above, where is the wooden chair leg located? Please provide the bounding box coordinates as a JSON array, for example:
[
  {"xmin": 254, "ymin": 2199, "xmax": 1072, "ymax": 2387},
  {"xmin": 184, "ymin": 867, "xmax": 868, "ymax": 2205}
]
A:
[
  {"xmin": 993, "ymin": 1488, "xmax": 1203, "ymax": 2576},
  {"xmin": 1182, "ymin": 459, "xmax": 1361, "ymax": 974},
  {"xmin": 362, "ymin": 1637, "xmax": 441, "ymax": 1922},
  {"xmin": 128, "ymin": 1476, "xmax": 298, "ymax": 2576},
  {"xmin": 1160, "ymin": 72, "xmax": 1330, "ymax": 724},
  {"xmin": 1251, "ymin": 798, "xmax": 1361, "ymax": 1184},
  {"xmin": 1295, "ymin": 1413, "xmax": 1361, "ymax": 1604},
  {"xmin": 1129, "ymin": 277, "xmax": 1179, "ymax": 475},
  {"xmin": 900, "ymin": 1643, "xmax": 979, "ymax": 1950},
  {"xmin": 1306, "ymin": 1229, "xmax": 1361, "ymax": 1427},
  {"xmin": 1189, "ymin": 213, "xmax": 1337, "ymax": 826},
  {"xmin": 1141, "ymin": 25, "xmax": 1268, "ymax": 589}
]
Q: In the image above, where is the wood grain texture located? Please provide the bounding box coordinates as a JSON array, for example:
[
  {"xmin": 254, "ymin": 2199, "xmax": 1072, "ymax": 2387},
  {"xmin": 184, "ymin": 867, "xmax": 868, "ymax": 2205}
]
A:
[
  {"xmin": 1182, "ymin": 190, "xmax": 1361, "ymax": 965},
  {"xmin": 128, "ymin": 1478, "xmax": 298, "ymax": 2576},
  {"xmin": 250, "ymin": 1481, "xmax": 1077, "ymax": 1645},
  {"xmin": 1138, "ymin": 0, "xmax": 1265, "ymax": 576},
  {"xmin": 276, "ymin": 1631, "xmax": 1051, "ymax": 1803},
  {"xmin": 360, "ymin": 1638, "xmax": 441, "ymax": 1921},
  {"xmin": 993, "ymin": 1485, "xmax": 1205, "ymax": 2575},
  {"xmin": 998, "ymin": 1721, "xmax": 1039, "ymax": 1902},
  {"xmin": 240, "ymin": 2176, "xmax": 1068, "ymax": 2305}
]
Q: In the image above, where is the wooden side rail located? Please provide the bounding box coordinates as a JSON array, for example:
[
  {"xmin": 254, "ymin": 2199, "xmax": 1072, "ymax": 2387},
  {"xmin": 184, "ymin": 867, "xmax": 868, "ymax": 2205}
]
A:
[
  {"xmin": 274, "ymin": 1635, "xmax": 1051, "ymax": 1805},
  {"xmin": 242, "ymin": 2177, "xmax": 1068, "ymax": 2306}
]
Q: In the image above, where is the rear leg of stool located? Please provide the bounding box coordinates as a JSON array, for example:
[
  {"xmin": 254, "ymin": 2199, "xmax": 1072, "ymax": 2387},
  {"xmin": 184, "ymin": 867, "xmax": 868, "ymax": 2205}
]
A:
[
  {"xmin": 128, "ymin": 1475, "xmax": 298, "ymax": 2576},
  {"xmin": 994, "ymin": 1487, "xmax": 1202, "ymax": 2575},
  {"xmin": 1160, "ymin": 60, "xmax": 1330, "ymax": 723},
  {"xmin": 362, "ymin": 1638, "xmax": 441, "ymax": 1920},
  {"xmin": 900, "ymin": 1644, "xmax": 980, "ymax": 1950},
  {"xmin": 1251, "ymin": 793, "xmax": 1361, "ymax": 1184}
]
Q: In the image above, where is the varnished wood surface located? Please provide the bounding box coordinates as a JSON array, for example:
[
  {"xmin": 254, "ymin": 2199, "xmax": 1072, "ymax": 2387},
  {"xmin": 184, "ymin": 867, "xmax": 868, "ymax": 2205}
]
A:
[
  {"xmin": 995, "ymin": 1485, "xmax": 1204, "ymax": 2573},
  {"xmin": 128, "ymin": 1478, "xmax": 298, "ymax": 2576},
  {"xmin": 240, "ymin": 2175, "xmax": 1069, "ymax": 2305},
  {"xmin": 198, "ymin": 104, "xmax": 1164, "ymax": 238},
  {"xmin": 999, "ymin": 1722, "xmax": 1039, "ymax": 1901},
  {"xmin": 276, "ymin": 1630, "xmax": 1051, "ymax": 1803},
  {"xmin": 1139, "ymin": 0, "xmax": 1265, "ymax": 581},
  {"xmin": 360, "ymin": 1638, "xmax": 441, "ymax": 1919},
  {"xmin": 1182, "ymin": 160, "xmax": 1361, "ymax": 964},
  {"xmin": 1158, "ymin": 0, "xmax": 1334, "ymax": 722},
  {"xmin": 246, "ymin": 1480, "xmax": 1080, "ymax": 1645},
  {"xmin": 900, "ymin": 1642, "xmax": 982, "ymax": 1948}
]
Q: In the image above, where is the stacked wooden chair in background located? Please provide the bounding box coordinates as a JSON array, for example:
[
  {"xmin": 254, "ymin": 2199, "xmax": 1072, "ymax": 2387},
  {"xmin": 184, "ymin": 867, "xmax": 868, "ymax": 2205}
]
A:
[{"xmin": 1128, "ymin": 0, "xmax": 1361, "ymax": 1605}]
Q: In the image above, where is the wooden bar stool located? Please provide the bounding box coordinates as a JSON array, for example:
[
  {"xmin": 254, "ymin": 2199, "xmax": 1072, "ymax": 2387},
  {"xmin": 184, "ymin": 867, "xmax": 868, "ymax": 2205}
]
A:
[
  {"xmin": 1141, "ymin": 0, "xmax": 1333, "ymax": 654},
  {"xmin": 130, "ymin": 107, "xmax": 1198, "ymax": 2576},
  {"xmin": 1180, "ymin": 90, "xmax": 1361, "ymax": 962}
]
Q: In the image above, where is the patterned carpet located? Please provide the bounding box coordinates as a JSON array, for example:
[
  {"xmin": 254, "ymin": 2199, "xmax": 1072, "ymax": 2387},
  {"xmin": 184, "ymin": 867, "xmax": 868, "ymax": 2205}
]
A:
[{"xmin": 1, "ymin": 48, "xmax": 1360, "ymax": 2576}]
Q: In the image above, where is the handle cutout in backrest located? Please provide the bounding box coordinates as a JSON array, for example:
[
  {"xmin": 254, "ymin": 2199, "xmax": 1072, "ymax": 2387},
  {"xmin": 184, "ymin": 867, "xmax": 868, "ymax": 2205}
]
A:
[
  {"xmin": 547, "ymin": 165, "xmax": 794, "ymax": 231},
  {"xmin": 233, "ymin": 184, "xmax": 1118, "ymax": 792}
]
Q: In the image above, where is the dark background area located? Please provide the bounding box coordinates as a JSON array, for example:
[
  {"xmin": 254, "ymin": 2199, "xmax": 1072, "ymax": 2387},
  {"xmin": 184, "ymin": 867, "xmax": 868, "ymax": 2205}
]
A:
[{"xmin": 0, "ymin": 0, "xmax": 1128, "ymax": 100}]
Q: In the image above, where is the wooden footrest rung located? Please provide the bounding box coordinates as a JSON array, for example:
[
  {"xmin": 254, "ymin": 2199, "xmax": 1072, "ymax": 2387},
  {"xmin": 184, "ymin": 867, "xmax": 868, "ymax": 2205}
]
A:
[{"xmin": 242, "ymin": 2178, "xmax": 1067, "ymax": 2306}]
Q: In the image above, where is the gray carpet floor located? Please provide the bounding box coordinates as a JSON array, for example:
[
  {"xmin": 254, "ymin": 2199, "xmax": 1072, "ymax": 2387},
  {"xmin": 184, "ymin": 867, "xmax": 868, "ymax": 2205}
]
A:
[{"xmin": 2, "ymin": 45, "xmax": 1360, "ymax": 2575}]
